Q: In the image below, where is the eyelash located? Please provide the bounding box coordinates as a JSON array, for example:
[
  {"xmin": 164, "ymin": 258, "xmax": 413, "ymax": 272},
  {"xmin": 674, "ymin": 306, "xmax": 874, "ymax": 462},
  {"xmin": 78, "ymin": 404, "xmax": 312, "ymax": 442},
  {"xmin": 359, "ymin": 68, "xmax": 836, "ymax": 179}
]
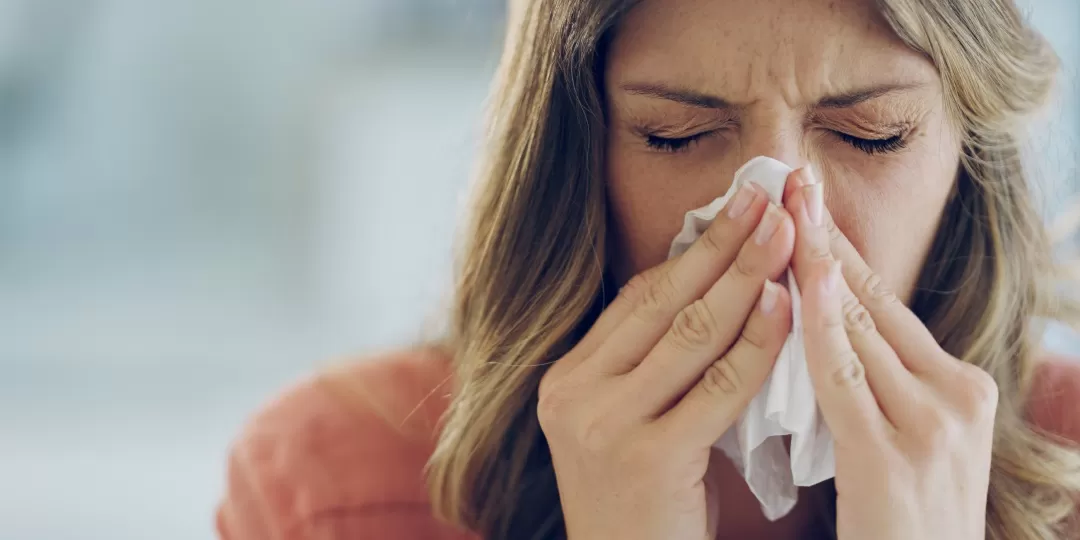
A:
[
  {"xmin": 835, "ymin": 132, "xmax": 909, "ymax": 154},
  {"xmin": 644, "ymin": 133, "xmax": 710, "ymax": 152},
  {"xmin": 643, "ymin": 131, "xmax": 909, "ymax": 155}
]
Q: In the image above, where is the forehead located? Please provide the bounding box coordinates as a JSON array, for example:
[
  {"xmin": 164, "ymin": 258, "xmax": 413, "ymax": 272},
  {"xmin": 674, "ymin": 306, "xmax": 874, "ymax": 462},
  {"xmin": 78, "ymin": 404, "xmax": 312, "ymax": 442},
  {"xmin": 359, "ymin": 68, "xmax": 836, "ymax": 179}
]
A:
[{"xmin": 607, "ymin": 0, "xmax": 939, "ymax": 104}]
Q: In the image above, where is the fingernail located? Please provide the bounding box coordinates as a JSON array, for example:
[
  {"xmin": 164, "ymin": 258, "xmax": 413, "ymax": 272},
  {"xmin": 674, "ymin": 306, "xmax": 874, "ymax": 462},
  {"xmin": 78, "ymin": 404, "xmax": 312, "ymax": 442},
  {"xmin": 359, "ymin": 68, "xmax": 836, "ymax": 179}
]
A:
[
  {"xmin": 726, "ymin": 183, "xmax": 757, "ymax": 219},
  {"xmin": 759, "ymin": 280, "xmax": 780, "ymax": 315},
  {"xmin": 753, "ymin": 203, "xmax": 783, "ymax": 245},
  {"xmin": 824, "ymin": 260, "xmax": 842, "ymax": 294},
  {"xmin": 795, "ymin": 165, "xmax": 818, "ymax": 188},
  {"xmin": 803, "ymin": 182, "xmax": 823, "ymax": 226}
]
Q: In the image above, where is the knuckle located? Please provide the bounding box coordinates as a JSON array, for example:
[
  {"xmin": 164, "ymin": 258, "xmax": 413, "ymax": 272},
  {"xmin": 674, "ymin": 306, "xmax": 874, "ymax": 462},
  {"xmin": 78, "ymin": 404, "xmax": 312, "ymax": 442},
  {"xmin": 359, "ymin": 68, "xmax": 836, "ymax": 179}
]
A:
[
  {"xmin": 740, "ymin": 323, "xmax": 770, "ymax": 351},
  {"xmin": 809, "ymin": 244, "xmax": 832, "ymax": 261},
  {"xmin": 637, "ymin": 272, "xmax": 679, "ymax": 319},
  {"xmin": 619, "ymin": 271, "xmax": 653, "ymax": 304},
  {"xmin": 671, "ymin": 474, "xmax": 706, "ymax": 512},
  {"xmin": 699, "ymin": 222, "xmax": 729, "ymax": 254},
  {"xmin": 701, "ymin": 357, "xmax": 742, "ymax": 397},
  {"xmin": 826, "ymin": 215, "xmax": 844, "ymax": 243},
  {"xmin": 576, "ymin": 413, "xmax": 616, "ymax": 454},
  {"xmin": 731, "ymin": 250, "xmax": 759, "ymax": 279},
  {"xmin": 820, "ymin": 308, "xmax": 847, "ymax": 332},
  {"xmin": 537, "ymin": 372, "xmax": 557, "ymax": 402},
  {"xmin": 953, "ymin": 364, "xmax": 1000, "ymax": 421},
  {"xmin": 537, "ymin": 376, "xmax": 596, "ymax": 439},
  {"xmin": 841, "ymin": 294, "xmax": 876, "ymax": 335},
  {"xmin": 669, "ymin": 300, "xmax": 718, "ymax": 351},
  {"xmin": 536, "ymin": 375, "xmax": 580, "ymax": 432},
  {"xmin": 856, "ymin": 268, "xmax": 897, "ymax": 304},
  {"xmin": 536, "ymin": 383, "xmax": 568, "ymax": 431},
  {"xmin": 830, "ymin": 351, "xmax": 868, "ymax": 389},
  {"xmin": 538, "ymin": 357, "xmax": 572, "ymax": 396},
  {"xmin": 913, "ymin": 408, "xmax": 953, "ymax": 452}
]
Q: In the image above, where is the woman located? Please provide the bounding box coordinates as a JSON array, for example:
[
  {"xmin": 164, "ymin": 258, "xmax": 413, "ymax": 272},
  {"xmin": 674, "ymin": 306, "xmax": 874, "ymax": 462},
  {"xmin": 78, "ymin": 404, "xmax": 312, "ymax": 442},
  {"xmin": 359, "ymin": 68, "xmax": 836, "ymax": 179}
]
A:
[{"xmin": 216, "ymin": 0, "xmax": 1080, "ymax": 538}]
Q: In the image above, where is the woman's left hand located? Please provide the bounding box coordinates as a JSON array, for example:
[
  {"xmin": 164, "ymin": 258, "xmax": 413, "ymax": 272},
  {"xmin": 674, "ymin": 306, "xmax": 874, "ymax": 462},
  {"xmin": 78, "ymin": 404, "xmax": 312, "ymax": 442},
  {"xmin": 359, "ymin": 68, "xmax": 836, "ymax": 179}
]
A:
[{"xmin": 783, "ymin": 167, "xmax": 997, "ymax": 540}]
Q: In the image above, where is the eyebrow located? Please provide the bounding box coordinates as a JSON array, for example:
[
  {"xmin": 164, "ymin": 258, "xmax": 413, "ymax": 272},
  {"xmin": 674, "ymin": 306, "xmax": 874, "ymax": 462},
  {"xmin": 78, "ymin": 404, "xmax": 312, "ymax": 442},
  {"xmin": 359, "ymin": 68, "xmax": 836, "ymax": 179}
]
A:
[
  {"xmin": 621, "ymin": 83, "xmax": 732, "ymax": 109},
  {"xmin": 620, "ymin": 82, "xmax": 925, "ymax": 109},
  {"xmin": 815, "ymin": 83, "xmax": 925, "ymax": 108}
]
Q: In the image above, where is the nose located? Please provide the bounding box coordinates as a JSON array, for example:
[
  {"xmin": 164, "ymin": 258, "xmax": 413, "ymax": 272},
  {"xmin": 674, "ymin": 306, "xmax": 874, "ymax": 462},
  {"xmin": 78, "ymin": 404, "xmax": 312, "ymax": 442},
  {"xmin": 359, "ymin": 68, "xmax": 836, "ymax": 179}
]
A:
[
  {"xmin": 736, "ymin": 115, "xmax": 810, "ymax": 171},
  {"xmin": 735, "ymin": 118, "xmax": 822, "ymax": 206}
]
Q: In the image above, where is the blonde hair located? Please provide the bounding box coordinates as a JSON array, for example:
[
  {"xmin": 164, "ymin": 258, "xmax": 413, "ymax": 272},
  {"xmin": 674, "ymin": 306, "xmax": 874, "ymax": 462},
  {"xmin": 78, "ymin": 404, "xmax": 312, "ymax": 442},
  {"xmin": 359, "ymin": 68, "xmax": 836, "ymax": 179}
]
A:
[{"xmin": 426, "ymin": 1, "xmax": 1080, "ymax": 538}]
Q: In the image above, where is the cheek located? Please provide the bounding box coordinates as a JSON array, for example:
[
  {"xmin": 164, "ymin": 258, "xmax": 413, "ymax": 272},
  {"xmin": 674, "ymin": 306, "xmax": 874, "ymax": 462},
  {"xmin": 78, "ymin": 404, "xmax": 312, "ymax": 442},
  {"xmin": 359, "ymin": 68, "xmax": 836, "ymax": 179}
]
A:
[
  {"xmin": 605, "ymin": 142, "xmax": 746, "ymax": 282},
  {"xmin": 826, "ymin": 153, "xmax": 956, "ymax": 302},
  {"xmin": 606, "ymin": 158, "xmax": 687, "ymax": 282}
]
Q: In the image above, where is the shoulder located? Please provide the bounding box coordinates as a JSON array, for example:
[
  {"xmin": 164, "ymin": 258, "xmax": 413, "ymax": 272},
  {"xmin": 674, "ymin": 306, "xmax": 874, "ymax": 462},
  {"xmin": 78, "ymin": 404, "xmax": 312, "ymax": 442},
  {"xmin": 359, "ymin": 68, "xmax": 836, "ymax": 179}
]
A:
[
  {"xmin": 1027, "ymin": 353, "xmax": 1080, "ymax": 444},
  {"xmin": 216, "ymin": 347, "xmax": 475, "ymax": 540}
]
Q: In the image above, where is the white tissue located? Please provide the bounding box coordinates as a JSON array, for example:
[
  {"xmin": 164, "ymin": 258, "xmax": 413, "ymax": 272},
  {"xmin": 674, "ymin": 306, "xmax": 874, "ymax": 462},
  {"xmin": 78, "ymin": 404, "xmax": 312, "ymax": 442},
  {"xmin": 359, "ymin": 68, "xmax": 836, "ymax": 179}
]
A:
[{"xmin": 667, "ymin": 156, "xmax": 836, "ymax": 521}]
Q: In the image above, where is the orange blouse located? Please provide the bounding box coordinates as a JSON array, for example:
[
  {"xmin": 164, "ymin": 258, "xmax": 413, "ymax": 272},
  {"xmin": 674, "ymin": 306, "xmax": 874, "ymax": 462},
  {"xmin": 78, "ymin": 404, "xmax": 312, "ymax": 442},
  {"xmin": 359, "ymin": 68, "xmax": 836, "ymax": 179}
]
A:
[{"xmin": 216, "ymin": 348, "xmax": 1080, "ymax": 539}]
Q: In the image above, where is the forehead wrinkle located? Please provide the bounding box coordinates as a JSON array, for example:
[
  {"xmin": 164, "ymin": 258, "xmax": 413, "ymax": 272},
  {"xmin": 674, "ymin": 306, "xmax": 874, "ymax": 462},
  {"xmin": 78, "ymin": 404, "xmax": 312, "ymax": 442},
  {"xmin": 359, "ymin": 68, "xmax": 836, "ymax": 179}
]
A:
[{"xmin": 608, "ymin": 0, "xmax": 940, "ymax": 114}]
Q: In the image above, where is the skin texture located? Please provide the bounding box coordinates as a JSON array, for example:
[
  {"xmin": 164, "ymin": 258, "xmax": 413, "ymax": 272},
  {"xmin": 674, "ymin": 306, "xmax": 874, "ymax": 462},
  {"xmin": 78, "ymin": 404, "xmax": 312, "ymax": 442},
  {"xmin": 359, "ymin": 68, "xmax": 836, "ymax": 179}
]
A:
[
  {"xmin": 604, "ymin": 0, "xmax": 961, "ymax": 301},
  {"xmin": 537, "ymin": 0, "xmax": 993, "ymax": 538}
]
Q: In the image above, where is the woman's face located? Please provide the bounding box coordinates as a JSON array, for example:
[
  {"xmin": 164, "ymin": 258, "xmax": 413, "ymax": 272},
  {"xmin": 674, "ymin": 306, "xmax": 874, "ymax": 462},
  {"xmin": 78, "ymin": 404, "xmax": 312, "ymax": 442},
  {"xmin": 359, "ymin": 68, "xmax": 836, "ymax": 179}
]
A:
[{"xmin": 604, "ymin": 0, "xmax": 962, "ymax": 301}]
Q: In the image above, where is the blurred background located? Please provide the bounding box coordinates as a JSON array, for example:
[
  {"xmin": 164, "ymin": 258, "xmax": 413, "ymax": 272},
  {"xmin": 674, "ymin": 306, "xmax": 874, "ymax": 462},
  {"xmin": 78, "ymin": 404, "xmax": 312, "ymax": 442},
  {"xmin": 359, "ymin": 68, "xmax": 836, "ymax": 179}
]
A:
[{"xmin": 0, "ymin": 1, "xmax": 1076, "ymax": 539}]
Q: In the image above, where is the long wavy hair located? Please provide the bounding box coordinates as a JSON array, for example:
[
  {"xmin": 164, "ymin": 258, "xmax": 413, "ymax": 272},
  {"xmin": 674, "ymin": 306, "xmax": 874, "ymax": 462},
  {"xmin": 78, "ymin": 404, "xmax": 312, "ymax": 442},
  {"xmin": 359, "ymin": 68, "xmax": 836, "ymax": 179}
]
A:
[{"xmin": 426, "ymin": 1, "xmax": 1080, "ymax": 538}]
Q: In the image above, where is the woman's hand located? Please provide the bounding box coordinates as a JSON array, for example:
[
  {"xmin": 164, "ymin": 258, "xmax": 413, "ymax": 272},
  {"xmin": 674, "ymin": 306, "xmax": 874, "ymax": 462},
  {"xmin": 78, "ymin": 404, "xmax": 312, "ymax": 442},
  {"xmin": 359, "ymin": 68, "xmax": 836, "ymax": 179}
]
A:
[
  {"xmin": 784, "ymin": 167, "xmax": 996, "ymax": 540},
  {"xmin": 538, "ymin": 183, "xmax": 795, "ymax": 540}
]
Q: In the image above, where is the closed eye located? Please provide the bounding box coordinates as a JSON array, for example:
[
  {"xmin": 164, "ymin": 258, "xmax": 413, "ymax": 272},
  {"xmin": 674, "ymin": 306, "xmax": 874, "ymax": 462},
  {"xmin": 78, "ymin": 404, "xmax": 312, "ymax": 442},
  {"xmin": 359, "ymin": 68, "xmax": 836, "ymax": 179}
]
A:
[
  {"xmin": 644, "ymin": 129, "xmax": 908, "ymax": 154},
  {"xmin": 644, "ymin": 132, "xmax": 712, "ymax": 152},
  {"xmin": 835, "ymin": 132, "xmax": 908, "ymax": 155}
]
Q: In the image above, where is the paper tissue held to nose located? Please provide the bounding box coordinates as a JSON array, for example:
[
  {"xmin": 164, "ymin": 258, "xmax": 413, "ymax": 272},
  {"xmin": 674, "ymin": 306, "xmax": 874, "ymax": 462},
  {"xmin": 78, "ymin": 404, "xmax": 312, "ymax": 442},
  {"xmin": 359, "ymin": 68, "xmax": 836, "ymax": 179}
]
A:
[{"xmin": 667, "ymin": 156, "xmax": 836, "ymax": 521}]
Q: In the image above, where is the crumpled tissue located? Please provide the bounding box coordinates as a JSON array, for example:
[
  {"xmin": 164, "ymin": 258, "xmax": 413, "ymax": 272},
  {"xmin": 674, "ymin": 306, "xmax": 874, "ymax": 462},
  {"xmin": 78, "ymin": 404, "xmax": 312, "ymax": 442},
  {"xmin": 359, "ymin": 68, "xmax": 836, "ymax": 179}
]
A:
[{"xmin": 667, "ymin": 156, "xmax": 836, "ymax": 521}]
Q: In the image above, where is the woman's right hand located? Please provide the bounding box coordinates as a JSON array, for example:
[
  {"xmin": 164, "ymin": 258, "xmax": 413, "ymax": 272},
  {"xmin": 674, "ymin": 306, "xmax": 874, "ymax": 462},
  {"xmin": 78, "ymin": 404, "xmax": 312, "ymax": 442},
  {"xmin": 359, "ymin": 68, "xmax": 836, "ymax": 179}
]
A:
[{"xmin": 537, "ymin": 179, "xmax": 800, "ymax": 540}]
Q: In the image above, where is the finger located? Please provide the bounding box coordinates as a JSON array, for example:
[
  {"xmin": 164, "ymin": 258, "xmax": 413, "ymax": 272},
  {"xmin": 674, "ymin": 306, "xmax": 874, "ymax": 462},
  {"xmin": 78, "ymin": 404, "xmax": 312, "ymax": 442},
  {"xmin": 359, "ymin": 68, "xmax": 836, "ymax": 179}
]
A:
[
  {"xmin": 587, "ymin": 183, "xmax": 772, "ymax": 376},
  {"xmin": 821, "ymin": 208, "xmax": 950, "ymax": 375},
  {"xmin": 627, "ymin": 203, "xmax": 795, "ymax": 415},
  {"xmin": 785, "ymin": 167, "xmax": 919, "ymax": 423},
  {"xmin": 782, "ymin": 167, "xmax": 803, "ymax": 204},
  {"xmin": 543, "ymin": 258, "xmax": 679, "ymax": 382},
  {"xmin": 801, "ymin": 257, "xmax": 891, "ymax": 442},
  {"xmin": 653, "ymin": 280, "xmax": 792, "ymax": 448}
]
